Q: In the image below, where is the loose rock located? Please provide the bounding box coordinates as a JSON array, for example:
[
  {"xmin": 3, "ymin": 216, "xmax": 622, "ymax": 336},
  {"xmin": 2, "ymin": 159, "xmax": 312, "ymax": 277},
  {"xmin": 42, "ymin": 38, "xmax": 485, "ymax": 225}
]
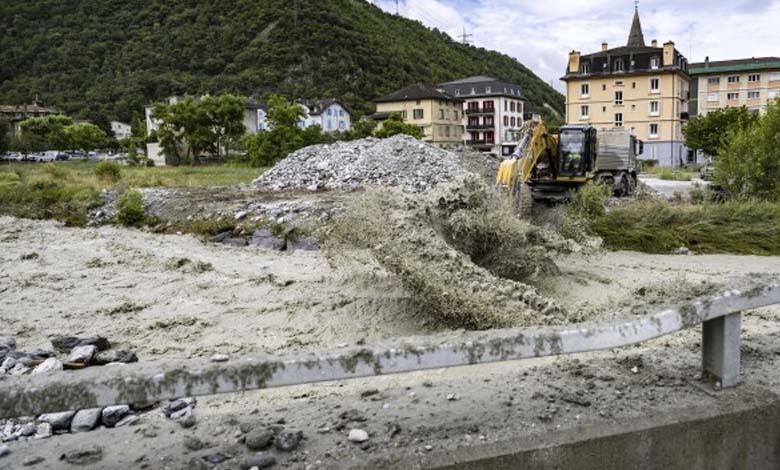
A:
[
  {"xmin": 275, "ymin": 430, "xmax": 302, "ymax": 451},
  {"xmin": 38, "ymin": 411, "xmax": 76, "ymax": 431},
  {"xmin": 243, "ymin": 452, "xmax": 276, "ymax": 469},
  {"xmin": 22, "ymin": 456, "xmax": 44, "ymax": 466},
  {"xmin": 348, "ymin": 429, "xmax": 369, "ymax": 443},
  {"xmin": 245, "ymin": 427, "xmax": 275, "ymax": 450},
  {"xmin": 67, "ymin": 345, "xmax": 97, "ymax": 365},
  {"xmin": 31, "ymin": 357, "xmax": 63, "ymax": 375},
  {"xmin": 70, "ymin": 408, "xmax": 103, "ymax": 433},
  {"xmin": 93, "ymin": 350, "xmax": 138, "ymax": 365},
  {"xmin": 102, "ymin": 405, "xmax": 131, "ymax": 428},
  {"xmin": 0, "ymin": 444, "xmax": 9, "ymax": 457}
]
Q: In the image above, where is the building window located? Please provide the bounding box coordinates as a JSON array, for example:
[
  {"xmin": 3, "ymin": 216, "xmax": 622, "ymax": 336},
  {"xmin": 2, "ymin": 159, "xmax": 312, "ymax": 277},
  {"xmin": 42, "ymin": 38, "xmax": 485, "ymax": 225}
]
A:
[
  {"xmin": 413, "ymin": 109, "xmax": 424, "ymax": 119},
  {"xmin": 485, "ymin": 86, "xmax": 491, "ymax": 93},
  {"xmin": 748, "ymin": 91, "xmax": 760, "ymax": 100},
  {"xmin": 580, "ymin": 105, "xmax": 590, "ymax": 119},
  {"xmin": 504, "ymin": 101, "xmax": 508, "ymax": 111},
  {"xmin": 614, "ymin": 59, "xmax": 624, "ymax": 72},
  {"xmin": 602, "ymin": 84, "xmax": 607, "ymax": 91},
  {"xmin": 650, "ymin": 78, "xmax": 660, "ymax": 93},
  {"xmin": 579, "ymin": 83, "xmax": 589, "ymax": 97},
  {"xmin": 649, "ymin": 101, "xmax": 659, "ymax": 115},
  {"xmin": 707, "ymin": 93, "xmax": 718, "ymax": 102},
  {"xmin": 470, "ymin": 87, "xmax": 476, "ymax": 95},
  {"xmin": 770, "ymin": 72, "xmax": 780, "ymax": 81},
  {"xmin": 602, "ymin": 106, "xmax": 607, "ymax": 112},
  {"xmin": 727, "ymin": 92, "xmax": 739, "ymax": 101},
  {"xmin": 615, "ymin": 91, "xmax": 623, "ymax": 105},
  {"xmin": 439, "ymin": 109, "xmax": 445, "ymax": 119},
  {"xmin": 748, "ymin": 74, "xmax": 760, "ymax": 83},
  {"xmin": 632, "ymin": 82, "xmax": 636, "ymax": 89},
  {"xmin": 727, "ymin": 75, "xmax": 740, "ymax": 83},
  {"xmin": 510, "ymin": 102, "xmax": 515, "ymax": 112},
  {"xmin": 454, "ymin": 90, "xmax": 460, "ymax": 96},
  {"xmin": 615, "ymin": 113, "xmax": 623, "ymax": 127},
  {"xmin": 483, "ymin": 100, "xmax": 494, "ymax": 110},
  {"xmin": 615, "ymin": 81, "xmax": 624, "ymax": 87},
  {"xmin": 511, "ymin": 116, "xmax": 516, "ymax": 126},
  {"xmin": 650, "ymin": 57, "xmax": 660, "ymax": 70},
  {"xmin": 649, "ymin": 123, "xmax": 659, "ymax": 137},
  {"xmin": 327, "ymin": 109, "xmax": 332, "ymax": 116},
  {"xmin": 504, "ymin": 116, "xmax": 508, "ymax": 126},
  {"xmin": 708, "ymin": 77, "xmax": 720, "ymax": 85},
  {"xmin": 339, "ymin": 121, "xmax": 346, "ymax": 130},
  {"xmin": 453, "ymin": 110, "xmax": 458, "ymax": 120},
  {"xmin": 581, "ymin": 62, "xmax": 590, "ymax": 74},
  {"xmin": 326, "ymin": 120, "xmax": 332, "ymax": 129}
]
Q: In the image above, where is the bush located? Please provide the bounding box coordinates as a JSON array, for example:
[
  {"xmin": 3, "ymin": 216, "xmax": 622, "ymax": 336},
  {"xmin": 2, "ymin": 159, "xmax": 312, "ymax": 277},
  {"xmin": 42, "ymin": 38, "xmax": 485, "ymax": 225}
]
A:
[
  {"xmin": 567, "ymin": 182, "xmax": 611, "ymax": 219},
  {"xmin": 117, "ymin": 190, "xmax": 145, "ymax": 226},
  {"xmin": 656, "ymin": 169, "xmax": 692, "ymax": 181},
  {"xmin": 94, "ymin": 160, "xmax": 122, "ymax": 182}
]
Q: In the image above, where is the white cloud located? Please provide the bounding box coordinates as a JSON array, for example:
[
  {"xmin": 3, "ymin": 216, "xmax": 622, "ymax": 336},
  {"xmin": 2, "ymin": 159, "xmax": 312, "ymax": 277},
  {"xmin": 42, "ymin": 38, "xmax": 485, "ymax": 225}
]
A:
[{"xmin": 376, "ymin": 0, "xmax": 780, "ymax": 92}]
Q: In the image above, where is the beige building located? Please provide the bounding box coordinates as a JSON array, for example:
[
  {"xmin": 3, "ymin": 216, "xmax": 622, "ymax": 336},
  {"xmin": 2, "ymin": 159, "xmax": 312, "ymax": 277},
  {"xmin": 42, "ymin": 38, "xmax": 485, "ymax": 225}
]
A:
[
  {"xmin": 561, "ymin": 7, "xmax": 692, "ymax": 167},
  {"xmin": 689, "ymin": 57, "xmax": 780, "ymax": 117},
  {"xmin": 373, "ymin": 83, "xmax": 464, "ymax": 146}
]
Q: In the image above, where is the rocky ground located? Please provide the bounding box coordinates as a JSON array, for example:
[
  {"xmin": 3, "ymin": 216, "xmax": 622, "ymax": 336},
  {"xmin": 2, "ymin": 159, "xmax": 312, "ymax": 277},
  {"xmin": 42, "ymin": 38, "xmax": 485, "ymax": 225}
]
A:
[{"xmin": 1, "ymin": 216, "xmax": 780, "ymax": 468}]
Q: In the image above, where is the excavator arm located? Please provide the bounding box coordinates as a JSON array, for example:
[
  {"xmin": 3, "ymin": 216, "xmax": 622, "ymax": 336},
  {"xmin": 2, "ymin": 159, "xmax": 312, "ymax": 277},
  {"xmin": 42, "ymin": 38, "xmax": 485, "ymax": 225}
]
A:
[{"xmin": 495, "ymin": 122, "xmax": 556, "ymax": 190}]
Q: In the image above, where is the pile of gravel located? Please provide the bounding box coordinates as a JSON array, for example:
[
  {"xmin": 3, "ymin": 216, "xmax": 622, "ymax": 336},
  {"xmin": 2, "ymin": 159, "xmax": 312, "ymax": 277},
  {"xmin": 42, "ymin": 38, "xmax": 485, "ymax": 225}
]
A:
[{"xmin": 253, "ymin": 135, "xmax": 467, "ymax": 193}]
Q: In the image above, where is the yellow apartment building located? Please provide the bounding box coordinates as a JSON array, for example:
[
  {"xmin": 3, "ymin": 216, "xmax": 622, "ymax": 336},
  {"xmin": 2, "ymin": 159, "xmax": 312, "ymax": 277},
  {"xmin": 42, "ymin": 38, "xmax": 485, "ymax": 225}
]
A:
[
  {"xmin": 372, "ymin": 83, "xmax": 464, "ymax": 146},
  {"xmin": 689, "ymin": 57, "xmax": 780, "ymax": 117},
  {"xmin": 561, "ymin": 7, "xmax": 692, "ymax": 167}
]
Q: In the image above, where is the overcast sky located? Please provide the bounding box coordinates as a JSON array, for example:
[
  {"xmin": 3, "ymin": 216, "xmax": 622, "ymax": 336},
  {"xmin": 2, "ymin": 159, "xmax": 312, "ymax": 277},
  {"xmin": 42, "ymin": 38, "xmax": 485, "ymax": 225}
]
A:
[{"xmin": 374, "ymin": 0, "xmax": 780, "ymax": 92}]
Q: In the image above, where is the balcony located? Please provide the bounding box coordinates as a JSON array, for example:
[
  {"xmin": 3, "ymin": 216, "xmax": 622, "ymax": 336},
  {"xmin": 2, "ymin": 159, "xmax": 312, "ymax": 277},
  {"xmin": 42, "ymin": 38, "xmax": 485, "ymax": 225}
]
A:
[
  {"xmin": 466, "ymin": 139, "xmax": 495, "ymax": 146},
  {"xmin": 465, "ymin": 107, "xmax": 495, "ymax": 116},
  {"xmin": 465, "ymin": 124, "xmax": 495, "ymax": 131}
]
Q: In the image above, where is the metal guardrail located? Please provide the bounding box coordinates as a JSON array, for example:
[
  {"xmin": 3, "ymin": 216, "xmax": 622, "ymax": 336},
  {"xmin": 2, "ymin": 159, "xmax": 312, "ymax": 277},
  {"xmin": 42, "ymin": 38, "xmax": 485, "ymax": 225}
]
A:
[{"xmin": 1, "ymin": 284, "xmax": 779, "ymax": 419}]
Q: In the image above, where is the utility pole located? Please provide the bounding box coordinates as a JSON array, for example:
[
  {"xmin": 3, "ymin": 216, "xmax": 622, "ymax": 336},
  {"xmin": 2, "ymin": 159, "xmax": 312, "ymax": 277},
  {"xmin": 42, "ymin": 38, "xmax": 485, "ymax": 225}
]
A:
[{"xmin": 459, "ymin": 27, "xmax": 473, "ymax": 45}]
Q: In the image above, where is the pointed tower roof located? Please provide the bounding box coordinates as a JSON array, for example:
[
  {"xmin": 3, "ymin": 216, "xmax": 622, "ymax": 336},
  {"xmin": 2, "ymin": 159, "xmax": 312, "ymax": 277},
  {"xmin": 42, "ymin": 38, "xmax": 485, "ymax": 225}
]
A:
[{"xmin": 627, "ymin": 5, "xmax": 645, "ymax": 47}]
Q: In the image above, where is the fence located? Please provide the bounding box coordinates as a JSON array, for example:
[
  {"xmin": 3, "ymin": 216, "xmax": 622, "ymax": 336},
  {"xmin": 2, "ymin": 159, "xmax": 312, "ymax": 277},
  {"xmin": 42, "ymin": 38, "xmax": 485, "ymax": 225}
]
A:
[{"xmin": 1, "ymin": 283, "xmax": 779, "ymax": 419}]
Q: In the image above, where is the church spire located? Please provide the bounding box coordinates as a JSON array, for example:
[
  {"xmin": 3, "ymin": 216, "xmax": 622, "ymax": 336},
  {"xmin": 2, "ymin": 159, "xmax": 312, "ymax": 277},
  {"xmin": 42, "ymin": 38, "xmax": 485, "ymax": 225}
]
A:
[{"xmin": 627, "ymin": 3, "xmax": 646, "ymax": 47}]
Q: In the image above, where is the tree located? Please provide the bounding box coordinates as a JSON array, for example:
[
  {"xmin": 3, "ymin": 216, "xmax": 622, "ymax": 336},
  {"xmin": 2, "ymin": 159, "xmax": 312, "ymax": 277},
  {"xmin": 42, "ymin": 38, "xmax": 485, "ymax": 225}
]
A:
[
  {"xmin": 19, "ymin": 115, "xmax": 73, "ymax": 151},
  {"xmin": 338, "ymin": 118, "xmax": 376, "ymax": 141},
  {"xmin": 683, "ymin": 106, "xmax": 758, "ymax": 157},
  {"xmin": 63, "ymin": 122, "xmax": 108, "ymax": 153},
  {"xmin": 201, "ymin": 94, "xmax": 246, "ymax": 158},
  {"xmin": 152, "ymin": 97, "xmax": 210, "ymax": 165},
  {"xmin": 716, "ymin": 101, "xmax": 780, "ymax": 200},
  {"xmin": 242, "ymin": 95, "xmax": 330, "ymax": 167},
  {"xmin": 0, "ymin": 117, "xmax": 10, "ymax": 153},
  {"xmin": 374, "ymin": 113, "xmax": 423, "ymax": 139},
  {"xmin": 130, "ymin": 112, "xmax": 147, "ymax": 139}
]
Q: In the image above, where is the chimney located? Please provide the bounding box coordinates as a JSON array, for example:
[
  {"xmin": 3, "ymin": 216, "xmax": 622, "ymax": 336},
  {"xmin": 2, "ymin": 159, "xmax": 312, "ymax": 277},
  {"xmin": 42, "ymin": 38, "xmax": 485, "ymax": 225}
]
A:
[
  {"xmin": 651, "ymin": 39, "xmax": 658, "ymax": 48},
  {"xmin": 705, "ymin": 56, "xmax": 710, "ymax": 69},
  {"xmin": 663, "ymin": 41, "xmax": 675, "ymax": 67},
  {"xmin": 602, "ymin": 42, "xmax": 609, "ymax": 51},
  {"xmin": 568, "ymin": 50, "xmax": 581, "ymax": 74}
]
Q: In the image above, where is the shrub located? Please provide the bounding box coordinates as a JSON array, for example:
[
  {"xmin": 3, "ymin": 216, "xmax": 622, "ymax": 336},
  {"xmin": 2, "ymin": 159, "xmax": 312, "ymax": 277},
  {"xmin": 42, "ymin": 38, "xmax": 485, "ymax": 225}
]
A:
[
  {"xmin": 117, "ymin": 190, "xmax": 145, "ymax": 226},
  {"xmin": 94, "ymin": 160, "xmax": 122, "ymax": 182},
  {"xmin": 656, "ymin": 169, "xmax": 692, "ymax": 182},
  {"xmin": 567, "ymin": 182, "xmax": 611, "ymax": 220}
]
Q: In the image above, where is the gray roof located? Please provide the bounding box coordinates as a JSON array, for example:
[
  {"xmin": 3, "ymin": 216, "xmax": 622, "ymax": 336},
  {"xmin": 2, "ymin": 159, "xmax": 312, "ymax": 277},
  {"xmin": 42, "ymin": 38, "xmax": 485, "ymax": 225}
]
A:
[
  {"xmin": 627, "ymin": 7, "xmax": 645, "ymax": 48},
  {"xmin": 374, "ymin": 83, "xmax": 461, "ymax": 103},
  {"xmin": 301, "ymin": 98, "xmax": 350, "ymax": 116},
  {"xmin": 438, "ymin": 76, "xmax": 524, "ymax": 99}
]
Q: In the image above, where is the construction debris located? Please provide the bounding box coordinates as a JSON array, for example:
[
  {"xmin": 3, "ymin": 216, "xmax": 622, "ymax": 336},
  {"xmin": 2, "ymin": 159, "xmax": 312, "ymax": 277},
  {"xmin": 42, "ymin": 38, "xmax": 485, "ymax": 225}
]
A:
[{"xmin": 253, "ymin": 135, "xmax": 466, "ymax": 193}]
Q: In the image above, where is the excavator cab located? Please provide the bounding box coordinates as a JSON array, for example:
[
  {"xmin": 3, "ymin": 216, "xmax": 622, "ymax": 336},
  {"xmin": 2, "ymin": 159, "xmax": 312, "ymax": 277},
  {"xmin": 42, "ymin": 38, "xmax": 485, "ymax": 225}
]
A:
[{"xmin": 557, "ymin": 125, "xmax": 597, "ymax": 177}]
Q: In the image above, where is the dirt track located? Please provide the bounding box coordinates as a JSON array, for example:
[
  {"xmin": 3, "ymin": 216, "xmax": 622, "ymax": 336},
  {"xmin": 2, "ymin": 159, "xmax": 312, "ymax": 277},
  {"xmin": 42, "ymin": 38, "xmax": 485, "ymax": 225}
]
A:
[{"xmin": 2, "ymin": 216, "xmax": 780, "ymax": 469}]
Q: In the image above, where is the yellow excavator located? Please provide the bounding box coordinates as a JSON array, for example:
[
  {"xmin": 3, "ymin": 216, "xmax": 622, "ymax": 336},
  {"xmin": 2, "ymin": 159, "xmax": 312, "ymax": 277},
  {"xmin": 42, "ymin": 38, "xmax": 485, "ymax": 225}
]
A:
[{"xmin": 496, "ymin": 122, "xmax": 642, "ymax": 202}]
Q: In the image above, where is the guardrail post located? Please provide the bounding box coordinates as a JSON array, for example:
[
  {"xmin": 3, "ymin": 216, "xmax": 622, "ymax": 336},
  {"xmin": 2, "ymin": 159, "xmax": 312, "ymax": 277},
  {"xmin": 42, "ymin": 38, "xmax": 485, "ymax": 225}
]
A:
[{"xmin": 702, "ymin": 312, "xmax": 741, "ymax": 388}]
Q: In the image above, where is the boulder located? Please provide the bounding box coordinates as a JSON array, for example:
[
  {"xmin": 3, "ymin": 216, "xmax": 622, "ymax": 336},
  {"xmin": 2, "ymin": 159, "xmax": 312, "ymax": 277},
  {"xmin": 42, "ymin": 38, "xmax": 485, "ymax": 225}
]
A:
[
  {"xmin": 101, "ymin": 405, "xmax": 131, "ymax": 428},
  {"xmin": 31, "ymin": 358, "xmax": 64, "ymax": 375},
  {"xmin": 93, "ymin": 350, "xmax": 138, "ymax": 365},
  {"xmin": 245, "ymin": 427, "xmax": 275, "ymax": 450},
  {"xmin": 38, "ymin": 411, "xmax": 77, "ymax": 431},
  {"xmin": 70, "ymin": 408, "xmax": 103, "ymax": 433},
  {"xmin": 67, "ymin": 345, "xmax": 97, "ymax": 364},
  {"xmin": 250, "ymin": 229, "xmax": 286, "ymax": 251}
]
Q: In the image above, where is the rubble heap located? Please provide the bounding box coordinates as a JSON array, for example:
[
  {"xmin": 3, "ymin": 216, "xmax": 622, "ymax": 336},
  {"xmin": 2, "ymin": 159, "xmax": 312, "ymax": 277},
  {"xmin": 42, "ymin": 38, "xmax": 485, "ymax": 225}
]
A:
[{"xmin": 253, "ymin": 135, "xmax": 466, "ymax": 193}]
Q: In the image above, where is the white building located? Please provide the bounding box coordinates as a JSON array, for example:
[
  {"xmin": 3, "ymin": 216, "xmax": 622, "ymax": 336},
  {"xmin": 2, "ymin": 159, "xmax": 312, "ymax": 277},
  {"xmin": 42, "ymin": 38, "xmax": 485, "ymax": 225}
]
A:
[
  {"xmin": 110, "ymin": 121, "xmax": 132, "ymax": 140},
  {"xmin": 144, "ymin": 96, "xmax": 265, "ymax": 137},
  {"xmin": 298, "ymin": 99, "xmax": 351, "ymax": 133},
  {"xmin": 439, "ymin": 76, "xmax": 526, "ymax": 156}
]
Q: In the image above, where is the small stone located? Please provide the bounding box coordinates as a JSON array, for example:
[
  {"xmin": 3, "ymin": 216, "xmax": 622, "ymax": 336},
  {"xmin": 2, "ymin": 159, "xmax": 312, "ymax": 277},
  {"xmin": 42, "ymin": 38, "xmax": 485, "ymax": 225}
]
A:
[
  {"xmin": 70, "ymin": 408, "xmax": 103, "ymax": 433},
  {"xmin": 0, "ymin": 444, "xmax": 9, "ymax": 457},
  {"xmin": 23, "ymin": 456, "xmax": 45, "ymax": 466},
  {"xmin": 175, "ymin": 409, "xmax": 196, "ymax": 428},
  {"xmin": 9, "ymin": 363, "xmax": 30, "ymax": 375},
  {"xmin": 424, "ymin": 445, "xmax": 433, "ymax": 452},
  {"xmin": 60, "ymin": 446, "xmax": 103, "ymax": 465},
  {"xmin": 246, "ymin": 428, "xmax": 275, "ymax": 450},
  {"xmin": 19, "ymin": 423, "xmax": 37, "ymax": 437},
  {"xmin": 210, "ymin": 354, "xmax": 229, "ymax": 363},
  {"xmin": 27, "ymin": 349, "xmax": 53, "ymax": 360},
  {"xmin": 34, "ymin": 422, "xmax": 52, "ymax": 439},
  {"xmin": 38, "ymin": 411, "xmax": 76, "ymax": 431},
  {"xmin": 446, "ymin": 393, "xmax": 459, "ymax": 401},
  {"xmin": 275, "ymin": 430, "xmax": 302, "ymax": 451},
  {"xmin": 348, "ymin": 429, "xmax": 369, "ymax": 443},
  {"xmin": 1, "ymin": 357, "xmax": 15, "ymax": 371},
  {"xmin": 235, "ymin": 211, "xmax": 248, "ymax": 220},
  {"xmin": 163, "ymin": 399, "xmax": 190, "ymax": 417},
  {"xmin": 142, "ymin": 427, "xmax": 158, "ymax": 438},
  {"xmin": 102, "ymin": 405, "xmax": 131, "ymax": 428},
  {"xmin": 243, "ymin": 452, "xmax": 276, "ymax": 469},
  {"xmin": 560, "ymin": 392, "xmax": 592, "ymax": 407},
  {"xmin": 67, "ymin": 345, "xmax": 97, "ymax": 364},
  {"xmin": 202, "ymin": 452, "xmax": 230, "ymax": 465},
  {"xmin": 0, "ymin": 337, "xmax": 15, "ymax": 351},
  {"xmin": 631, "ymin": 366, "xmax": 639, "ymax": 374},
  {"xmin": 93, "ymin": 350, "xmax": 138, "ymax": 365},
  {"xmin": 360, "ymin": 389, "xmax": 380, "ymax": 398},
  {"xmin": 183, "ymin": 435, "xmax": 204, "ymax": 451},
  {"xmin": 32, "ymin": 358, "xmax": 64, "ymax": 375}
]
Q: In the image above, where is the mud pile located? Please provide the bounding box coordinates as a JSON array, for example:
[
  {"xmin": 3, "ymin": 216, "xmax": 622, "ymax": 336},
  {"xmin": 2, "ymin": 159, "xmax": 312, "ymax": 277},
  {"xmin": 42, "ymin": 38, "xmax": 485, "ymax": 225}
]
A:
[
  {"xmin": 325, "ymin": 174, "xmax": 581, "ymax": 329},
  {"xmin": 253, "ymin": 135, "xmax": 466, "ymax": 193}
]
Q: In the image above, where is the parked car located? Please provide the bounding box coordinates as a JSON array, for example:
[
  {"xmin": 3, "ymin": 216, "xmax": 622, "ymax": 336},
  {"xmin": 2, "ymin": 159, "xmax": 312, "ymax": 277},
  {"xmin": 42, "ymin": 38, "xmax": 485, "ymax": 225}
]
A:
[{"xmin": 699, "ymin": 164, "xmax": 715, "ymax": 181}]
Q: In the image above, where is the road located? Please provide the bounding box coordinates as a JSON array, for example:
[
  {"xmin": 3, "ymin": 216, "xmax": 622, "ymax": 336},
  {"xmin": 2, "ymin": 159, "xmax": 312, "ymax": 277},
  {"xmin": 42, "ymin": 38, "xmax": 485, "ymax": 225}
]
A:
[{"xmin": 639, "ymin": 174, "xmax": 708, "ymax": 199}]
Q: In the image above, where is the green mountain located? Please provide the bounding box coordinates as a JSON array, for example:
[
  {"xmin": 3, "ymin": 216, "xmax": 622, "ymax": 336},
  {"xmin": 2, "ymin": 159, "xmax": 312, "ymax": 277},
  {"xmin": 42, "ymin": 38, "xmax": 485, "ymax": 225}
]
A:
[{"xmin": 0, "ymin": 0, "xmax": 564, "ymax": 128}]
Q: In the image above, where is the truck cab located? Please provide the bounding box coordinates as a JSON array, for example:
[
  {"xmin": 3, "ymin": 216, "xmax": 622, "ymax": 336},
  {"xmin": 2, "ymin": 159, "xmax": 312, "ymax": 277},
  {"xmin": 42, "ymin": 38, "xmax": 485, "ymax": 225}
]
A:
[{"xmin": 557, "ymin": 125, "xmax": 597, "ymax": 178}]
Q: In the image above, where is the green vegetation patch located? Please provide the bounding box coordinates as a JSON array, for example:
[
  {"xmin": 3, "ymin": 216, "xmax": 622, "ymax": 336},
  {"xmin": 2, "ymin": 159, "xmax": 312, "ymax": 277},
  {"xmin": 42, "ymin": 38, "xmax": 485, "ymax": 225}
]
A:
[{"xmin": 589, "ymin": 200, "xmax": 780, "ymax": 255}]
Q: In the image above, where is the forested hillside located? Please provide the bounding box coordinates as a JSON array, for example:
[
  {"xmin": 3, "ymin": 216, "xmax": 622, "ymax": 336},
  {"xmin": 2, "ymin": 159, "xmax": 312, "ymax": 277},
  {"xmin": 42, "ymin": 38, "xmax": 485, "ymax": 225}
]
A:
[{"xmin": 0, "ymin": 0, "xmax": 564, "ymax": 128}]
